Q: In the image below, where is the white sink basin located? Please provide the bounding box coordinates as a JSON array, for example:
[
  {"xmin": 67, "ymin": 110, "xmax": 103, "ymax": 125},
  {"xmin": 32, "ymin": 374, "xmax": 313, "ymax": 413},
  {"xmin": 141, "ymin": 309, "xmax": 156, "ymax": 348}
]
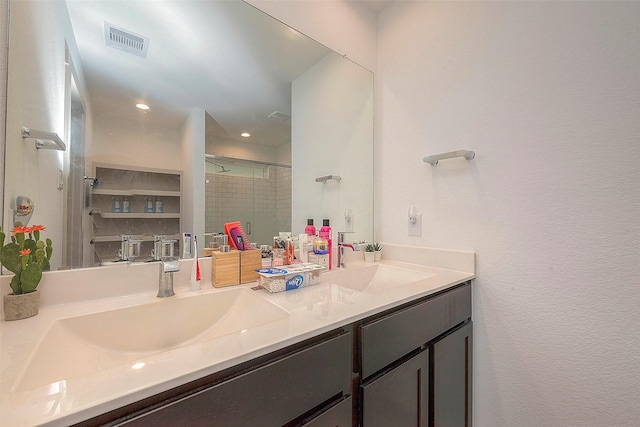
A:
[
  {"xmin": 320, "ymin": 263, "xmax": 435, "ymax": 293},
  {"xmin": 16, "ymin": 288, "xmax": 289, "ymax": 391}
]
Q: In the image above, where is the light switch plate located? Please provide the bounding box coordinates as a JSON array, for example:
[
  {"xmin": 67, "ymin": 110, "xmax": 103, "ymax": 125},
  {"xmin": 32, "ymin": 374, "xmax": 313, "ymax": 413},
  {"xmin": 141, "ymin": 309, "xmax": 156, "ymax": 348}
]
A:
[
  {"xmin": 408, "ymin": 213, "xmax": 422, "ymax": 237},
  {"xmin": 345, "ymin": 217, "xmax": 354, "ymax": 232}
]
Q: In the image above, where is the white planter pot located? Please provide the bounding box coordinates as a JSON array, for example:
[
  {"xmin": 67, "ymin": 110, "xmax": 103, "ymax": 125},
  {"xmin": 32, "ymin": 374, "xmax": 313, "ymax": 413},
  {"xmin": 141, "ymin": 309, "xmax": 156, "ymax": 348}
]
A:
[
  {"xmin": 364, "ymin": 252, "xmax": 375, "ymax": 263},
  {"xmin": 374, "ymin": 250, "xmax": 382, "ymax": 262}
]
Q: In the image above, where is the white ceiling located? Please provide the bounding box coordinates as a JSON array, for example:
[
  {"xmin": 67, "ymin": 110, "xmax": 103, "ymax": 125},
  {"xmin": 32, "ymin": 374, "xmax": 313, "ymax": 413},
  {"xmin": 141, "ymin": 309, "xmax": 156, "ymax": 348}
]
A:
[{"xmin": 65, "ymin": 0, "xmax": 332, "ymax": 147}]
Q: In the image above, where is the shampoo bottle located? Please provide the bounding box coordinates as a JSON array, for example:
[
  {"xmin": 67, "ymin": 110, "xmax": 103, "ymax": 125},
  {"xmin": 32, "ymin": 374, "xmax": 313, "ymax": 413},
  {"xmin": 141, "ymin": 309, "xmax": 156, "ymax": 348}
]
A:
[
  {"xmin": 305, "ymin": 219, "xmax": 316, "ymax": 237},
  {"xmin": 320, "ymin": 219, "xmax": 332, "ymax": 270}
]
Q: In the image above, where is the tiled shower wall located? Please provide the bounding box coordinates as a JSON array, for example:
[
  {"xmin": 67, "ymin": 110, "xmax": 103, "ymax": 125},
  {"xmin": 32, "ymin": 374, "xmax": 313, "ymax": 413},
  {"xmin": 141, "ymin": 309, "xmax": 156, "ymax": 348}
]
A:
[{"xmin": 205, "ymin": 166, "xmax": 291, "ymax": 247}]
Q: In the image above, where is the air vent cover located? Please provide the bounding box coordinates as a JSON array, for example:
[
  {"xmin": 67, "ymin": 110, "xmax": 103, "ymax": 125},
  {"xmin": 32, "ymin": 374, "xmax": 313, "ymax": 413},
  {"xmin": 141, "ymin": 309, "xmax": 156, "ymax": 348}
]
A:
[
  {"xmin": 104, "ymin": 22, "xmax": 150, "ymax": 58},
  {"xmin": 268, "ymin": 111, "xmax": 291, "ymax": 122}
]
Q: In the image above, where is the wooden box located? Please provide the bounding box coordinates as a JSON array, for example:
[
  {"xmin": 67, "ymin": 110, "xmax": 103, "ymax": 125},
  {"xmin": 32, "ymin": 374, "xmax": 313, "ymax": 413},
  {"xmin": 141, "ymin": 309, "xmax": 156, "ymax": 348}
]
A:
[
  {"xmin": 240, "ymin": 250, "xmax": 262, "ymax": 284},
  {"xmin": 211, "ymin": 251, "xmax": 239, "ymax": 288}
]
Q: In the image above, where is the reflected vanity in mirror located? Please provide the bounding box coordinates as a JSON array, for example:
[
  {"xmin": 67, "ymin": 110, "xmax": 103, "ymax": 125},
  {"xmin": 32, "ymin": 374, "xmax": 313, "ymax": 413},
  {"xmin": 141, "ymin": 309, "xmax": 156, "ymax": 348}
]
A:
[{"xmin": 2, "ymin": 0, "xmax": 373, "ymax": 271}]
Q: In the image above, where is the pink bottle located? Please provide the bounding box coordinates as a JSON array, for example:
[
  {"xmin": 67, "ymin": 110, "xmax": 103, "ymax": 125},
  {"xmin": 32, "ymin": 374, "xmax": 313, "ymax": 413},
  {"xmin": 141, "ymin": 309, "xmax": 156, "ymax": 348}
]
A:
[
  {"xmin": 319, "ymin": 219, "xmax": 332, "ymax": 270},
  {"xmin": 305, "ymin": 219, "xmax": 316, "ymax": 237}
]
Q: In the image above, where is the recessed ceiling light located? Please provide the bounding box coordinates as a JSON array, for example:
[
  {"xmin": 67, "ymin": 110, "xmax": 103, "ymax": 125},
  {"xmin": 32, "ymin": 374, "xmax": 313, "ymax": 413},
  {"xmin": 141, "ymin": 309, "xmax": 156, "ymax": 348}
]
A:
[
  {"xmin": 241, "ymin": 132, "xmax": 251, "ymax": 138},
  {"xmin": 136, "ymin": 103, "xmax": 150, "ymax": 110}
]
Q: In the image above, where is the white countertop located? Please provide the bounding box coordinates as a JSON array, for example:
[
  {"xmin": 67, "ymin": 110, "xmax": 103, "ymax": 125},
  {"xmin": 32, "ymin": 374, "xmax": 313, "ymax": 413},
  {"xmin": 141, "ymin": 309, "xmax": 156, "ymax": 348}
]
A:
[{"xmin": 0, "ymin": 244, "xmax": 474, "ymax": 426}]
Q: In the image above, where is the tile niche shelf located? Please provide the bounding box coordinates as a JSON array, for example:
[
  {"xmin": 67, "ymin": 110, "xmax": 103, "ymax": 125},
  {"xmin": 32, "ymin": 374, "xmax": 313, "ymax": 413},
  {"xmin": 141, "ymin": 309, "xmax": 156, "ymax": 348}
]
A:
[{"xmin": 90, "ymin": 163, "xmax": 183, "ymax": 264}]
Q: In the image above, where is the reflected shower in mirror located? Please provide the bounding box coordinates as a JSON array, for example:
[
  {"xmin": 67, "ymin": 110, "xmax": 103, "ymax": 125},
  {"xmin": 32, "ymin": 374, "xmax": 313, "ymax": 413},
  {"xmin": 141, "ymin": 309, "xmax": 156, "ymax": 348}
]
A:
[
  {"xmin": 3, "ymin": 0, "xmax": 373, "ymax": 271},
  {"xmin": 204, "ymin": 155, "xmax": 291, "ymax": 248}
]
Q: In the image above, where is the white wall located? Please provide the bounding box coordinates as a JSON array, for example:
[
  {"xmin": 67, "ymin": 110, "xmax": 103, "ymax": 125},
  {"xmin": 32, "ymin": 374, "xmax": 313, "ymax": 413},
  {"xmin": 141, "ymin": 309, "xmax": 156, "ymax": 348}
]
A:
[
  {"xmin": 89, "ymin": 116, "xmax": 183, "ymax": 171},
  {"xmin": 182, "ymin": 109, "xmax": 206, "ymax": 245},
  {"xmin": 246, "ymin": 0, "xmax": 377, "ymax": 72},
  {"xmin": 377, "ymin": 2, "xmax": 640, "ymax": 426}
]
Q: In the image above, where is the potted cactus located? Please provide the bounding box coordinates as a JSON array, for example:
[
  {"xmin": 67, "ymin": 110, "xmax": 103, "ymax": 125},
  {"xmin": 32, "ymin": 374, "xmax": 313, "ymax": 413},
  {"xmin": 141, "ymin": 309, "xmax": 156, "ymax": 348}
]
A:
[{"xmin": 1, "ymin": 225, "xmax": 53, "ymax": 320}]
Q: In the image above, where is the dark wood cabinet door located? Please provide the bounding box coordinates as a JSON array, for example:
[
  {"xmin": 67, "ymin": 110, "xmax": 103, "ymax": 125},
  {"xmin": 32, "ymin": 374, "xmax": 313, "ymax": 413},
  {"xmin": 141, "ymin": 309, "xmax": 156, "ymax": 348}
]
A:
[
  {"xmin": 361, "ymin": 349, "xmax": 429, "ymax": 427},
  {"xmin": 433, "ymin": 322, "xmax": 472, "ymax": 427}
]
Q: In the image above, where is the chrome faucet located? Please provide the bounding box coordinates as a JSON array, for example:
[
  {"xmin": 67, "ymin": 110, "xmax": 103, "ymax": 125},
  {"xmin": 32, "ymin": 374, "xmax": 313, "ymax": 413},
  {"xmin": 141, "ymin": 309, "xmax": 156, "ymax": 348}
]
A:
[
  {"xmin": 118, "ymin": 234, "xmax": 142, "ymax": 262},
  {"xmin": 337, "ymin": 231, "xmax": 360, "ymax": 269},
  {"xmin": 158, "ymin": 256, "xmax": 180, "ymax": 298}
]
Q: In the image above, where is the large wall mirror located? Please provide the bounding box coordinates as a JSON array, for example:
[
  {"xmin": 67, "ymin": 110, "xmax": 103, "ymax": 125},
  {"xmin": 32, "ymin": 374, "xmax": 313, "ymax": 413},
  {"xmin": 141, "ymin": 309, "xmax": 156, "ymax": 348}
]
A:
[{"xmin": 3, "ymin": 0, "xmax": 373, "ymax": 271}]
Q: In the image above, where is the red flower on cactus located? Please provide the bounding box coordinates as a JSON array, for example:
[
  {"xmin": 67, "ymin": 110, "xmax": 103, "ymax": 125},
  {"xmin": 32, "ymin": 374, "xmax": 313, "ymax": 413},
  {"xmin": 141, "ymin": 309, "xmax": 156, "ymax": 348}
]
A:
[
  {"xmin": 11, "ymin": 225, "xmax": 30, "ymax": 235},
  {"xmin": 30, "ymin": 225, "xmax": 46, "ymax": 232},
  {"xmin": 19, "ymin": 248, "xmax": 31, "ymax": 256}
]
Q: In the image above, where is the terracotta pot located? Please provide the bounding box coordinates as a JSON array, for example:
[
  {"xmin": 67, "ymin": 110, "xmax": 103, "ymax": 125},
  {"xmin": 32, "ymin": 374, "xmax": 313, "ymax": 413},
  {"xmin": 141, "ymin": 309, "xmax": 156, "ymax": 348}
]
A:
[{"xmin": 3, "ymin": 289, "xmax": 40, "ymax": 321}]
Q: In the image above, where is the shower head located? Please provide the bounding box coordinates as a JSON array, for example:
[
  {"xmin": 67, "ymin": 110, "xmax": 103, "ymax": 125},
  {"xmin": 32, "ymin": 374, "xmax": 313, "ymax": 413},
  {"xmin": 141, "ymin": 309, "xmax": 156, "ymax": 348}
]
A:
[
  {"xmin": 214, "ymin": 163, "xmax": 231, "ymax": 173},
  {"xmin": 206, "ymin": 160, "xmax": 231, "ymax": 173}
]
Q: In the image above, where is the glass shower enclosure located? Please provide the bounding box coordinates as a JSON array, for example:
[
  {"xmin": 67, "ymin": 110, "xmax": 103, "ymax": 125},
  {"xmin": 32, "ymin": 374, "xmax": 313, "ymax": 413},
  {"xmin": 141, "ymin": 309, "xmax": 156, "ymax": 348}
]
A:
[{"xmin": 204, "ymin": 155, "xmax": 291, "ymax": 248}]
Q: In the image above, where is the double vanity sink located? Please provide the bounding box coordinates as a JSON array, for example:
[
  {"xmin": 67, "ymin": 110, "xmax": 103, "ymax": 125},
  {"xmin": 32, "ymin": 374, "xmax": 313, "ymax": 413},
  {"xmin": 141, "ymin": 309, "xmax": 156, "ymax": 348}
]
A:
[{"xmin": 0, "ymin": 245, "xmax": 474, "ymax": 426}]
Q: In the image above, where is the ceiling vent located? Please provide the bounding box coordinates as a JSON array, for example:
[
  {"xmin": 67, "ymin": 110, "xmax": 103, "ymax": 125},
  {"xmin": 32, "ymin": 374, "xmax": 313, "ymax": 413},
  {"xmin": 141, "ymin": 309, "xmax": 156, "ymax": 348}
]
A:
[
  {"xmin": 104, "ymin": 22, "xmax": 150, "ymax": 58},
  {"xmin": 268, "ymin": 111, "xmax": 291, "ymax": 122}
]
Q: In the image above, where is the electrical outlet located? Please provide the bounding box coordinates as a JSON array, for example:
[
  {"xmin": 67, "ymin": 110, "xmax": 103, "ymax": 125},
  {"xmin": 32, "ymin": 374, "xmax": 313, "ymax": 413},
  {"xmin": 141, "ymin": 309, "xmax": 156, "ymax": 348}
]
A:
[{"xmin": 408, "ymin": 213, "xmax": 422, "ymax": 237}]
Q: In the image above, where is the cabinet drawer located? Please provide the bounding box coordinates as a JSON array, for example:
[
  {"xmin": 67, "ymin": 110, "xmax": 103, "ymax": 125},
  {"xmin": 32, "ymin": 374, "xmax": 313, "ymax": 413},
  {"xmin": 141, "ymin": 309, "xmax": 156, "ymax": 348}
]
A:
[
  {"xmin": 360, "ymin": 283, "xmax": 471, "ymax": 378},
  {"xmin": 120, "ymin": 332, "xmax": 351, "ymax": 426}
]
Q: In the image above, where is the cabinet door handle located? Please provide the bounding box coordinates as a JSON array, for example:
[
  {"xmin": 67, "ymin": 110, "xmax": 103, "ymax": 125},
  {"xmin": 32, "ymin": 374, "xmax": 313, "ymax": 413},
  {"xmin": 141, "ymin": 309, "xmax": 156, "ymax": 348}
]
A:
[{"xmin": 246, "ymin": 221, "xmax": 252, "ymax": 235}]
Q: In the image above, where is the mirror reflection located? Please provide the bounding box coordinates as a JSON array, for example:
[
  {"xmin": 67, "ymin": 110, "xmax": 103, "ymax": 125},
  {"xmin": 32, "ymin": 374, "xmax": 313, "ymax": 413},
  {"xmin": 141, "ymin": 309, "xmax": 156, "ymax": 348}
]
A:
[{"xmin": 3, "ymin": 0, "xmax": 373, "ymax": 271}]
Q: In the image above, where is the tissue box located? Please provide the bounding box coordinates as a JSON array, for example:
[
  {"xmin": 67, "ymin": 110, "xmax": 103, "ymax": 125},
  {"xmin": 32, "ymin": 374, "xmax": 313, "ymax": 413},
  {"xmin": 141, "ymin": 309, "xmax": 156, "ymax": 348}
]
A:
[{"xmin": 256, "ymin": 264, "xmax": 324, "ymax": 293}]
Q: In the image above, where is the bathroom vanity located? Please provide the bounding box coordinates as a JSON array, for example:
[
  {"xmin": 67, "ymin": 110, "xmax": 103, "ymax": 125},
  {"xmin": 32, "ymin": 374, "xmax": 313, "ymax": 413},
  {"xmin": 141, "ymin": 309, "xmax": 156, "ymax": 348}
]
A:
[
  {"xmin": 75, "ymin": 282, "xmax": 471, "ymax": 427},
  {"xmin": 0, "ymin": 244, "xmax": 474, "ymax": 426}
]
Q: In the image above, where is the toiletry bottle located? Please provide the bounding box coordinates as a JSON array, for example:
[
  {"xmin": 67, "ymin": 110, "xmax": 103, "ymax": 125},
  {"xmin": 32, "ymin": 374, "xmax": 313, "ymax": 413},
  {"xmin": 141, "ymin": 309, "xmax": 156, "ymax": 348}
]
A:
[
  {"xmin": 190, "ymin": 236, "xmax": 201, "ymax": 291},
  {"xmin": 155, "ymin": 197, "xmax": 163, "ymax": 213},
  {"xmin": 284, "ymin": 237, "xmax": 295, "ymax": 265},
  {"xmin": 113, "ymin": 196, "xmax": 121, "ymax": 213},
  {"xmin": 146, "ymin": 197, "xmax": 154, "ymax": 213},
  {"xmin": 182, "ymin": 233, "xmax": 192, "ymax": 258},
  {"xmin": 320, "ymin": 219, "xmax": 332, "ymax": 270},
  {"xmin": 298, "ymin": 234, "xmax": 309, "ymax": 264},
  {"xmin": 273, "ymin": 248, "xmax": 284, "ymax": 267},
  {"xmin": 305, "ymin": 219, "xmax": 316, "ymax": 237},
  {"xmin": 122, "ymin": 197, "xmax": 130, "ymax": 213},
  {"xmin": 261, "ymin": 245, "xmax": 272, "ymax": 268}
]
